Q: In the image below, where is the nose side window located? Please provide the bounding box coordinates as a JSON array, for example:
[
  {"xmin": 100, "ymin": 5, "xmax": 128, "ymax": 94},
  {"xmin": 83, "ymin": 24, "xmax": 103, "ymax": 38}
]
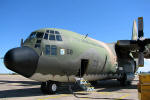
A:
[
  {"xmin": 51, "ymin": 45, "xmax": 57, "ymax": 55},
  {"xmin": 45, "ymin": 45, "xmax": 50, "ymax": 55}
]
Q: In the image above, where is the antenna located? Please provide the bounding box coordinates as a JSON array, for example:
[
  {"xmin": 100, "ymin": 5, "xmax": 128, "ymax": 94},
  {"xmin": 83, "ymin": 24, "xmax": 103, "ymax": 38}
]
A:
[
  {"xmin": 82, "ymin": 33, "xmax": 89, "ymax": 40},
  {"xmin": 84, "ymin": 34, "xmax": 88, "ymax": 39}
]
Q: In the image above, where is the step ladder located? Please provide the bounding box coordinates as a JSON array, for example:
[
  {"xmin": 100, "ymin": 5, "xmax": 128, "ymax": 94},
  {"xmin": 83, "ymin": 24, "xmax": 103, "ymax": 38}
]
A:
[{"xmin": 75, "ymin": 77, "xmax": 95, "ymax": 92}]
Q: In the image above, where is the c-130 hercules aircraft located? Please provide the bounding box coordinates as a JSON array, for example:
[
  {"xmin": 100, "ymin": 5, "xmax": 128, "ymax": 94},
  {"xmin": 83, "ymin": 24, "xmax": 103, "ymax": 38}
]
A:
[{"xmin": 4, "ymin": 17, "xmax": 150, "ymax": 94}]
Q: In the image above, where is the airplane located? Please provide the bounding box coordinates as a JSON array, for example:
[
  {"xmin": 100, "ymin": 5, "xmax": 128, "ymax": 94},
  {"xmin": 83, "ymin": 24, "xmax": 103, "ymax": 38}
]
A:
[{"xmin": 3, "ymin": 17, "xmax": 150, "ymax": 94}]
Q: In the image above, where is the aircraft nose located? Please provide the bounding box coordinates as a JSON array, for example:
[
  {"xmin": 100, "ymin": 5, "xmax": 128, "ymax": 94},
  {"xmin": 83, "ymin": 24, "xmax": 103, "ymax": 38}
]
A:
[{"xmin": 4, "ymin": 47, "xmax": 39, "ymax": 78}]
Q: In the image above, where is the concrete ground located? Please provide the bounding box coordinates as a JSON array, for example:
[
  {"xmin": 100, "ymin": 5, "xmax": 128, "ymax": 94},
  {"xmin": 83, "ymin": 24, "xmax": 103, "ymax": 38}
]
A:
[{"xmin": 0, "ymin": 75, "xmax": 139, "ymax": 100}]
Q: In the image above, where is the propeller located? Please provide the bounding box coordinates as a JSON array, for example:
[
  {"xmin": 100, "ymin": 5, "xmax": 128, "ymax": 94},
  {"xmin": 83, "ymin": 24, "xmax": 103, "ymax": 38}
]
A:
[{"xmin": 117, "ymin": 17, "xmax": 150, "ymax": 67}]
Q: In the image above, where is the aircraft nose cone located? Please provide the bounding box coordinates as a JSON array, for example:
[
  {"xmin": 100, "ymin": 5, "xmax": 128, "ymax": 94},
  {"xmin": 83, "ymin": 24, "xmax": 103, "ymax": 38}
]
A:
[{"xmin": 4, "ymin": 47, "xmax": 39, "ymax": 78}]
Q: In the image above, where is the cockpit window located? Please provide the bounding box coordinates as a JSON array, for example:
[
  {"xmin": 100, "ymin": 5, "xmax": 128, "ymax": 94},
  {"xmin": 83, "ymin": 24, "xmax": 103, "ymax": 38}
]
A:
[
  {"xmin": 36, "ymin": 40, "xmax": 41, "ymax": 43},
  {"xmin": 56, "ymin": 35, "xmax": 62, "ymax": 41},
  {"xmin": 51, "ymin": 45, "xmax": 57, "ymax": 55},
  {"xmin": 35, "ymin": 44, "xmax": 40, "ymax": 48},
  {"xmin": 50, "ymin": 30, "xmax": 54, "ymax": 34},
  {"xmin": 30, "ymin": 32, "xmax": 36, "ymax": 38},
  {"xmin": 36, "ymin": 32, "xmax": 44, "ymax": 38},
  {"xmin": 44, "ymin": 33, "xmax": 48, "ymax": 40},
  {"xmin": 49, "ymin": 35, "xmax": 55, "ymax": 40},
  {"xmin": 55, "ymin": 31, "xmax": 60, "ymax": 34},
  {"xmin": 46, "ymin": 30, "xmax": 49, "ymax": 33}
]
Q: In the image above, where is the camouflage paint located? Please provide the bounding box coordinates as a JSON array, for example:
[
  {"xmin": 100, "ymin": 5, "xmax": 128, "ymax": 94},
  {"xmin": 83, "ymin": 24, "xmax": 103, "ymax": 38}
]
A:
[{"xmin": 24, "ymin": 28, "xmax": 118, "ymax": 82}]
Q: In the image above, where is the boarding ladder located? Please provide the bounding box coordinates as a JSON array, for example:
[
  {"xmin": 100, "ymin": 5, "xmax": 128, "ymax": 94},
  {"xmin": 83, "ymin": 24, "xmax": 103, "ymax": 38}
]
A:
[{"xmin": 75, "ymin": 77, "xmax": 95, "ymax": 92}]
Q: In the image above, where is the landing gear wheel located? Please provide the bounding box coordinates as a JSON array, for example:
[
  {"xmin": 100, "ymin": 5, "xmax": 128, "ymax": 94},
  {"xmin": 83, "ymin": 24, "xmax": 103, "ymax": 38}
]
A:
[
  {"xmin": 41, "ymin": 81, "xmax": 58, "ymax": 94},
  {"xmin": 118, "ymin": 73, "xmax": 128, "ymax": 86},
  {"xmin": 47, "ymin": 81, "xmax": 58, "ymax": 94},
  {"xmin": 118, "ymin": 73, "xmax": 132, "ymax": 86}
]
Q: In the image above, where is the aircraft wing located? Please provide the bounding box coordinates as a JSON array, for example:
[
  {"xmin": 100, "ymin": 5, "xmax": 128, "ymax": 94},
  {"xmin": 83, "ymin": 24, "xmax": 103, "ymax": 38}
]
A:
[{"xmin": 116, "ymin": 17, "xmax": 150, "ymax": 67}]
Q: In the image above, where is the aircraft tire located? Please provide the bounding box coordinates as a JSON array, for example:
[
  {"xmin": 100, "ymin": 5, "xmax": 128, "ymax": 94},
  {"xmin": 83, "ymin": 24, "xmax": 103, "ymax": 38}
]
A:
[
  {"xmin": 118, "ymin": 73, "xmax": 127, "ymax": 86},
  {"xmin": 47, "ymin": 81, "xmax": 58, "ymax": 94},
  {"xmin": 118, "ymin": 73, "xmax": 131, "ymax": 86}
]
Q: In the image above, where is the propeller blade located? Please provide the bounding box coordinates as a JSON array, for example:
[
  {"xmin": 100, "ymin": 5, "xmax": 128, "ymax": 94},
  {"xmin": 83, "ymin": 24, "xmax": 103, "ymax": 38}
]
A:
[
  {"xmin": 138, "ymin": 52, "xmax": 144, "ymax": 67},
  {"xmin": 132, "ymin": 20, "xmax": 138, "ymax": 40},
  {"xmin": 138, "ymin": 17, "xmax": 144, "ymax": 38}
]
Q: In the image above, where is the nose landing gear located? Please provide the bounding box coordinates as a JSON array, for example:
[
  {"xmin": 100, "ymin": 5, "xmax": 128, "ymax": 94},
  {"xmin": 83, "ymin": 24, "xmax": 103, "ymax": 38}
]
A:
[{"xmin": 41, "ymin": 81, "xmax": 58, "ymax": 94}]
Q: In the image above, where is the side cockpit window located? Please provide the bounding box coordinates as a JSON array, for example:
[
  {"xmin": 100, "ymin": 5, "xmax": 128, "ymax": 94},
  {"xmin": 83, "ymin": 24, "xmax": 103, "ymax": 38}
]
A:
[
  {"xmin": 36, "ymin": 32, "xmax": 44, "ymax": 38},
  {"xmin": 36, "ymin": 40, "xmax": 41, "ymax": 43},
  {"xmin": 35, "ymin": 44, "xmax": 40, "ymax": 48},
  {"xmin": 56, "ymin": 35, "xmax": 62, "ymax": 41},
  {"xmin": 44, "ymin": 33, "xmax": 48, "ymax": 40},
  {"xmin": 55, "ymin": 31, "xmax": 60, "ymax": 34}
]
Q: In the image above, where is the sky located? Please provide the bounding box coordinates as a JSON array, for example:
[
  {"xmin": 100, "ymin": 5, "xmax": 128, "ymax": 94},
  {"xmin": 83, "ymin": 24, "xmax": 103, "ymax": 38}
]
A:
[{"xmin": 0, "ymin": 0, "xmax": 150, "ymax": 73}]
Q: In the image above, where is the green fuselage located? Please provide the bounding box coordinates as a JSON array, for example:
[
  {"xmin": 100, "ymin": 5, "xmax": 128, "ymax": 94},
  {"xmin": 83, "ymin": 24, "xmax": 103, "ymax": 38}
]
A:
[{"xmin": 23, "ymin": 28, "xmax": 119, "ymax": 82}]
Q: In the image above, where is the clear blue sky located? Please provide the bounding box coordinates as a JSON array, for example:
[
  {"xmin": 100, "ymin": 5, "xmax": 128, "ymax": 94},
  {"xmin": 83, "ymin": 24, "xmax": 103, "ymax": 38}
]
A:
[{"xmin": 0, "ymin": 0, "xmax": 150, "ymax": 73}]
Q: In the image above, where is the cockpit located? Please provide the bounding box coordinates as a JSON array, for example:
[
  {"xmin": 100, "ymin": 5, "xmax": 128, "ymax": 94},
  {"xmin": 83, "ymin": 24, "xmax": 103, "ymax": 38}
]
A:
[
  {"xmin": 23, "ymin": 29, "xmax": 64, "ymax": 56},
  {"xmin": 29, "ymin": 30, "xmax": 62, "ymax": 41}
]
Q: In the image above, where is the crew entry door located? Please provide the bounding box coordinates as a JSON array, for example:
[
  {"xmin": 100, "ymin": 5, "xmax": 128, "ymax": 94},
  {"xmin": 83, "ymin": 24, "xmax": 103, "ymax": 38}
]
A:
[{"xmin": 76, "ymin": 59, "xmax": 89, "ymax": 77}]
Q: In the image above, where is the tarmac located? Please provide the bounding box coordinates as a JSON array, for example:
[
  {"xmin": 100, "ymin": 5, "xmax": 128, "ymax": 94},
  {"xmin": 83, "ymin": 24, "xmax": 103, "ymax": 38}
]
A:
[{"xmin": 0, "ymin": 75, "xmax": 139, "ymax": 100}]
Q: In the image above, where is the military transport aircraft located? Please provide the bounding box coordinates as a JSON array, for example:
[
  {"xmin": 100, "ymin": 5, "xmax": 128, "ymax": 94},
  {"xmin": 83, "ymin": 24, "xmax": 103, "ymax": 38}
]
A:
[{"xmin": 4, "ymin": 17, "xmax": 150, "ymax": 94}]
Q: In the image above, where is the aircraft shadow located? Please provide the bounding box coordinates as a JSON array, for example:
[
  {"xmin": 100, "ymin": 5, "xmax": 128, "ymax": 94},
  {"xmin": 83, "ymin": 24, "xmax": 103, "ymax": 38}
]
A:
[
  {"xmin": 95, "ymin": 79, "xmax": 138, "ymax": 92},
  {"xmin": 0, "ymin": 80, "xmax": 42, "ymax": 98},
  {"xmin": 0, "ymin": 80, "xmax": 40, "ymax": 86},
  {"xmin": 0, "ymin": 88, "xmax": 42, "ymax": 98}
]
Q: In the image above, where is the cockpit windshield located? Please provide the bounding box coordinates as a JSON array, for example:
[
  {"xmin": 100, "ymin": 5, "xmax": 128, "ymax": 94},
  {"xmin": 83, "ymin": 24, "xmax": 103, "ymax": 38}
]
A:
[
  {"xmin": 30, "ymin": 32, "xmax": 36, "ymax": 39},
  {"xmin": 29, "ymin": 30, "xmax": 62, "ymax": 41},
  {"xmin": 29, "ymin": 32, "xmax": 44, "ymax": 39}
]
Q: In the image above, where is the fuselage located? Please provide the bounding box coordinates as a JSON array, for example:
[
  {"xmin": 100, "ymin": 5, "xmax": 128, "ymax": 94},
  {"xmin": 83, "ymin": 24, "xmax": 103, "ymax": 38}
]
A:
[{"xmin": 4, "ymin": 28, "xmax": 124, "ymax": 82}]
